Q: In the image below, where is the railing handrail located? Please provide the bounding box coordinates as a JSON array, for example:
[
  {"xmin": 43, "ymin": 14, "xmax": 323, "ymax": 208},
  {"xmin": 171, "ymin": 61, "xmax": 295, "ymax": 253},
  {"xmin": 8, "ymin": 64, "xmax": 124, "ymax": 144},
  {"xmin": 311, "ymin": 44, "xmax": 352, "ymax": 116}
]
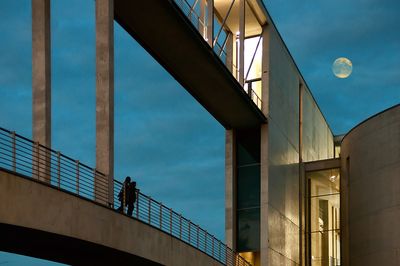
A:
[{"xmin": 0, "ymin": 127, "xmax": 251, "ymax": 266}]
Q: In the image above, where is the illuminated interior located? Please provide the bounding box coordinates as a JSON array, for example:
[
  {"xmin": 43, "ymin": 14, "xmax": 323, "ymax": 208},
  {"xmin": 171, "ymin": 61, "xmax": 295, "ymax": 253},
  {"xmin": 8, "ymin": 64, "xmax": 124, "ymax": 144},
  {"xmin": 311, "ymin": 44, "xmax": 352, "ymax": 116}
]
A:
[
  {"xmin": 213, "ymin": 0, "xmax": 263, "ymax": 107},
  {"xmin": 239, "ymin": 251, "xmax": 260, "ymax": 266},
  {"xmin": 306, "ymin": 168, "xmax": 341, "ymax": 266}
]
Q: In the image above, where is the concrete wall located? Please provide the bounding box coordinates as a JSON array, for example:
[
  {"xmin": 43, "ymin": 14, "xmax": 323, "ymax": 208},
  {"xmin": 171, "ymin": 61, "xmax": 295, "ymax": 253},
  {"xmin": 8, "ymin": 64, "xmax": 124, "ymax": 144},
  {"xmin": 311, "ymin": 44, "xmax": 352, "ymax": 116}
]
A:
[
  {"xmin": 0, "ymin": 170, "xmax": 223, "ymax": 266},
  {"xmin": 267, "ymin": 26, "xmax": 335, "ymax": 265},
  {"xmin": 301, "ymin": 89, "xmax": 334, "ymax": 162},
  {"xmin": 341, "ymin": 104, "xmax": 400, "ymax": 266},
  {"xmin": 267, "ymin": 27, "xmax": 300, "ymax": 266}
]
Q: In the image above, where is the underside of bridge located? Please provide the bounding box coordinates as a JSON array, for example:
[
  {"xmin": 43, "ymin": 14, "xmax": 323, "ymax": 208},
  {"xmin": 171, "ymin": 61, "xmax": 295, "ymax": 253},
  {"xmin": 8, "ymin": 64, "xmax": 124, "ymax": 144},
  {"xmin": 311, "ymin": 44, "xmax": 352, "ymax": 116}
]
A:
[
  {"xmin": 114, "ymin": 0, "xmax": 266, "ymax": 129},
  {"xmin": 0, "ymin": 223, "xmax": 160, "ymax": 266}
]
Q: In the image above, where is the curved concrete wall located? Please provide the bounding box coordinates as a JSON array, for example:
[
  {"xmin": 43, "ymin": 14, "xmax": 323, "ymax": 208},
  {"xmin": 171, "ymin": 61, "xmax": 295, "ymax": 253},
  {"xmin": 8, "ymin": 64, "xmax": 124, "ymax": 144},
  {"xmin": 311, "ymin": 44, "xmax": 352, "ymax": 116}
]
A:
[
  {"xmin": 0, "ymin": 170, "xmax": 223, "ymax": 266},
  {"xmin": 341, "ymin": 105, "xmax": 400, "ymax": 265}
]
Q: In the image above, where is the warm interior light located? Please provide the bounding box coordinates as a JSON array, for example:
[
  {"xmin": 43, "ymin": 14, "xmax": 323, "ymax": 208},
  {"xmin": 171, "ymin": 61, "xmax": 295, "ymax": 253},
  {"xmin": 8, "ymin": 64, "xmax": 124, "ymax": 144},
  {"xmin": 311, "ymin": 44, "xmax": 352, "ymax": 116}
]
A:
[{"xmin": 329, "ymin": 175, "xmax": 336, "ymax": 182}]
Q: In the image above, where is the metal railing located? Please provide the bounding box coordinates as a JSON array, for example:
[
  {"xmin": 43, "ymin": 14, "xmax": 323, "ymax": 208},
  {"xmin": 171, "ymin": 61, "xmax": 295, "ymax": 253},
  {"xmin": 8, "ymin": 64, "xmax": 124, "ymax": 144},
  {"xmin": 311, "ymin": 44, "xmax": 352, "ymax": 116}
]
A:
[
  {"xmin": 0, "ymin": 127, "xmax": 251, "ymax": 266},
  {"xmin": 245, "ymin": 78, "xmax": 262, "ymax": 109},
  {"xmin": 174, "ymin": 0, "xmax": 207, "ymax": 37},
  {"xmin": 172, "ymin": 0, "xmax": 263, "ymax": 111}
]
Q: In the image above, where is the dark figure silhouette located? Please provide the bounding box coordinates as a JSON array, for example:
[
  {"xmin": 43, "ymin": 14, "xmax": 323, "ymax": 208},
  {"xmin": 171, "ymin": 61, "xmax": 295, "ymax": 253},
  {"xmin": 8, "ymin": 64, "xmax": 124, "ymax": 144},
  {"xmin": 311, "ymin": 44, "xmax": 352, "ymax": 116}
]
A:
[
  {"xmin": 126, "ymin": 181, "xmax": 137, "ymax": 216},
  {"xmin": 117, "ymin": 176, "xmax": 131, "ymax": 213}
]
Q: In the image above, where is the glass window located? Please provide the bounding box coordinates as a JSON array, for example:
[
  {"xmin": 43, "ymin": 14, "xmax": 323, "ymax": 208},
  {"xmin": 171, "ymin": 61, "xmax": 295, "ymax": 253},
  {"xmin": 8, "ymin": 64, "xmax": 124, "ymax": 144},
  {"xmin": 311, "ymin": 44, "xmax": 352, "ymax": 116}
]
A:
[
  {"xmin": 307, "ymin": 168, "xmax": 340, "ymax": 266},
  {"xmin": 237, "ymin": 165, "xmax": 260, "ymax": 209},
  {"xmin": 237, "ymin": 208, "xmax": 260, "ymax": 252}
]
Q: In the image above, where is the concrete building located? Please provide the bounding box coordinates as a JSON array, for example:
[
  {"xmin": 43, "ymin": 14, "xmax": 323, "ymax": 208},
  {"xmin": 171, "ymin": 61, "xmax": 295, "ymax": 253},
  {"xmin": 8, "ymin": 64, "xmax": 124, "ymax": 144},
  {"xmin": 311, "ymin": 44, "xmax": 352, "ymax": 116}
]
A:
[{"xmin": 1, "ymin": 0, "xmax": 399, "ymax": 266}]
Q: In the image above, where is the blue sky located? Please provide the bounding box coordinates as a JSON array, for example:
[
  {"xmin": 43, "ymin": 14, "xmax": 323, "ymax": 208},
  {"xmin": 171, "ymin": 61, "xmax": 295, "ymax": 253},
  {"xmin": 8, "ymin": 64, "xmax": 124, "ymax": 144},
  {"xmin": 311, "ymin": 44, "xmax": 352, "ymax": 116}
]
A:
[{"xmin": 0, "ymin": 0, "xmax": 399, "ymax": 264}]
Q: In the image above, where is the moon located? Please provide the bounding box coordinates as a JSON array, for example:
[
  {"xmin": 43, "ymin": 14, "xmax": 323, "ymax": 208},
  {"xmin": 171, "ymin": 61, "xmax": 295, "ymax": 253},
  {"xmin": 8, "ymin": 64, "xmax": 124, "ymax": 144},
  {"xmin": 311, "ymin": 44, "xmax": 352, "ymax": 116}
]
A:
[{"xmin": 332, "ymin": 57, "xmax": 352, "ymax": 78}]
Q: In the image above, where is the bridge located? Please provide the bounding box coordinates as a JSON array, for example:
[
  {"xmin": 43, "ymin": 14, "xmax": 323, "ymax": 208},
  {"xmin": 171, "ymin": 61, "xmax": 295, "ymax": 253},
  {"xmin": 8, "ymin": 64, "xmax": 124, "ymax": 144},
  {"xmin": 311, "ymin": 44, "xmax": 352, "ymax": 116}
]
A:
[
  {"xmin": 2, "ymin": 0, "xmax": 275, "ymax": 264},
  {"xmin": 0, "ymin": 127, "xmax": 250, "ymax": 265}
]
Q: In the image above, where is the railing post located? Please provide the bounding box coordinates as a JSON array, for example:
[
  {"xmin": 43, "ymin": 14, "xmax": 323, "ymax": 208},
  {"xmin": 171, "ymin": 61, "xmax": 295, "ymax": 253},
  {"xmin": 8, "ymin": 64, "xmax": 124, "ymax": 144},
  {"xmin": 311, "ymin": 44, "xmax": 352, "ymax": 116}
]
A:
[
  {"xmin": 57, "ymin": 152, "xmax": 61, "ymax": 188},
  {"xmin": 93, "ymin": 168, "xmax": 97, "ymax": 201},
  {"xmin": 148, "ymin": 196, "xmax": 152, "ymax": 224},
  {"xmin": 179, "ymin": 214, "xmax": 182, "ymax": 239},
  {"xmin": 76, "ymin": 160, "xmax": 80, "ymax": 195},
  {"xmin": 205, "ymin": 232, "xmax": 208, "ymax": 253},
  {"xmin": 212, "ymin": 235, "xmax": 214, "ymax": 257},
  {"xmin": 136, "ymin": 189, "xmax": 140, "ymax": 218},
  {"xmin": 218, "ymin": 240, "xmax": 221, "ymax": 261},
  {"xmin": 122, "ymin": 181, "xmax": 126, "ymax": 214},
  {"xmin": 169, "ymin": 208, "xmax": 173, "ymax": 235},
  {"xmin": 196, "ymin": 225, "xmax": 200, "ymax": 249},
  {"xmin": 11, "ymin": 131, "xmax": 16, "ymax": 171},
  {"xmin": 188, "ymin": 221, "xmax": 191, "ymax": 244},
  {"xmin": 159, "ymin": 203, "xmax": 163, "ymax": 230},
  {"xmin": 35, "ymin": 141, "xmax": 40, "ymax": 179}
]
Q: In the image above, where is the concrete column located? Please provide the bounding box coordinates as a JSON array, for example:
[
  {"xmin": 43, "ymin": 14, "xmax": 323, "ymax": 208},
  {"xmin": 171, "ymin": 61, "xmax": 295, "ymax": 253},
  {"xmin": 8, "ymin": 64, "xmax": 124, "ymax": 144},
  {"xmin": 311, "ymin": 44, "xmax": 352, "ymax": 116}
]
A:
[
  {"xmin": 225, "ymin": 129, "xmax": 236, "ymax": 249},
  {"xmin": 206, "ymin": 0, "xmax": 214, "ymax": 47},
  {"xmin": 261, "ymin": 24, "xmax": 270, "ymax": 116},
  {"xmin": 32, "ymin": 0, "xmax": 51, "ymax": 183},
  {"xmin": 96, "ymin": 0, "xmax": 114, "ymax": 206},
  {"xmin": 260, "ymin": 124, "xmax": 269, "ymax": 266},
  {"xmin": 238, "ymin": 0, "xmax": 245, "ymax": 86}
]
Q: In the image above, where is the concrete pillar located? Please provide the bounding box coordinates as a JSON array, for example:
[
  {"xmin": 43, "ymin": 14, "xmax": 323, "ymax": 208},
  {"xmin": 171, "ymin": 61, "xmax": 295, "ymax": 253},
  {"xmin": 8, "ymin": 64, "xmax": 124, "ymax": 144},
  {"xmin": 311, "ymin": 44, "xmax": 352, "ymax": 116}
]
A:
[
  {"xmin": 238, "ymin": 0, "xmax": 245, "ymax": 86},
  {"xmin": 96, "ymin": 0, "xmax": 114, "ymax": 206},
  {"xmin": 261, "ymin": 25, "xmax": 270, "ymax": 116},
  {"xmin": 32, "ymin": 0, "xmax": 51, "ymax": 183},
  {"xmin": 225, "ymin": 129, "xmax": 236, "ymax": 249},
  {"xmin": 260, "ymin": 23, "xmax": 270, "ymax": 266},
  {"xmin": 260, "ymin": 124, "xmax": 269, "ymax": 266}
]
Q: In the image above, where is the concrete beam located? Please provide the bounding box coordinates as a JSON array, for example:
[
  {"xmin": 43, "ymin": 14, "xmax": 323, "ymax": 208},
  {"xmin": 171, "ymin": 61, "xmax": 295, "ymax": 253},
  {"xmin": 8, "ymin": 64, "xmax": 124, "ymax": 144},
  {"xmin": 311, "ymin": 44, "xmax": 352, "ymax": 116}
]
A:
[
  {"xmin": 303, "ymin": 158, "xmax": 341, "ymax": 172},
  {"xmin": 32, "ymin": 0, "xmax": 51, "ymax": 183},
  {"xmin": 96, "ymin": 0, "xmax": 114, "ymax": 206}
]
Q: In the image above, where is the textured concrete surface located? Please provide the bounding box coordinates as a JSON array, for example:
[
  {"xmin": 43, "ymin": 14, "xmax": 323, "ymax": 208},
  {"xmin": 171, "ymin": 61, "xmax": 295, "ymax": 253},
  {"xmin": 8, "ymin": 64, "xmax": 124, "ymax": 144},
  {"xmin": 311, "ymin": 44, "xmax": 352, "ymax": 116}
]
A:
[
  {"xmin": 96, "ymin": 0, "xmax": 114, "ymax": 205},
  {"xmin": 0, "ymin": 170, "xmax": 223, "ymax": 266},
  {"xmin": 32, "ymin": 0, "xmax": 51, "ymax": 148},
  {"xmin": 341, "ymin": 104, "xmax": 400, "ymax": 266},
  {"xmin": 32, "ymin": 0, "xmax": 51, "ymax": 183}
]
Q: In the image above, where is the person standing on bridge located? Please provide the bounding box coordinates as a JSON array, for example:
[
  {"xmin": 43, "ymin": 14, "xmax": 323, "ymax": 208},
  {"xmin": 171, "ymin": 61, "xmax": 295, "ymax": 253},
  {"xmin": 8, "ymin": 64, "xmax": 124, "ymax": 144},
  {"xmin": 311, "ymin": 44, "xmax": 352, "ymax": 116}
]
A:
[
  {"xmin": 126, "ymin": 181, "xmax": 137, "ymax": 216},
  {"xmin": 117, "ymin": 176, "xmax": 131, "ymax": 213}
]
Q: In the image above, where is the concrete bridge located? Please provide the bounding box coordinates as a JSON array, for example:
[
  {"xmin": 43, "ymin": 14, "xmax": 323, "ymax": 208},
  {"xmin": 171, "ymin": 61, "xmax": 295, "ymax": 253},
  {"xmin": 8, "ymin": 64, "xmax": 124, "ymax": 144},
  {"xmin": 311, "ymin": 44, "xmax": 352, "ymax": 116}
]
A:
[{"xmin": 0, "ymin": 127, "xmax": 249, "ymax": 265}]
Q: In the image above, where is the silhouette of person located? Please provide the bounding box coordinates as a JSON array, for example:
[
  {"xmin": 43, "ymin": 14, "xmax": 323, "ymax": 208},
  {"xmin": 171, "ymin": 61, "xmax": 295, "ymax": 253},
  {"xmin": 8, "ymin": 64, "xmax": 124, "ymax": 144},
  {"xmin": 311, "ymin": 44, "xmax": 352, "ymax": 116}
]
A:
[
  {"xmin": 126, "ymin": 181, "xmax": 137, "ymax": 216},
  {"xmin": 117, "ymin": 176, "xmax": 131, "ymax": 212}
]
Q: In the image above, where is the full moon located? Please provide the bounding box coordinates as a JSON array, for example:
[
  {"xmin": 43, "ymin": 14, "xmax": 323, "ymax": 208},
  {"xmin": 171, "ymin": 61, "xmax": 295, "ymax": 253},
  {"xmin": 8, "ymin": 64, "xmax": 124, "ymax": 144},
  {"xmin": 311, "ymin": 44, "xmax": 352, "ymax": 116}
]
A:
[{"xmin": 332, "ymin": 57, "xmax": 352, "ymax": 78}]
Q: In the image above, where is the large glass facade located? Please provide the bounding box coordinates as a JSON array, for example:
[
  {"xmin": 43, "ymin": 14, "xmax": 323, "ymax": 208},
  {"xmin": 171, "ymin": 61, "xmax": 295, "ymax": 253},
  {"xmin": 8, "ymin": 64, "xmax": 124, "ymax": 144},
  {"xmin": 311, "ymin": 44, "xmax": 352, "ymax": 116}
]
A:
[
  {"xmin": 306, "ymin": 168, "xmax": 340, "ymax": 266},
  {"xmin": 236, "ymin": 129, "xmax": 260, "ymax": 252}
]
